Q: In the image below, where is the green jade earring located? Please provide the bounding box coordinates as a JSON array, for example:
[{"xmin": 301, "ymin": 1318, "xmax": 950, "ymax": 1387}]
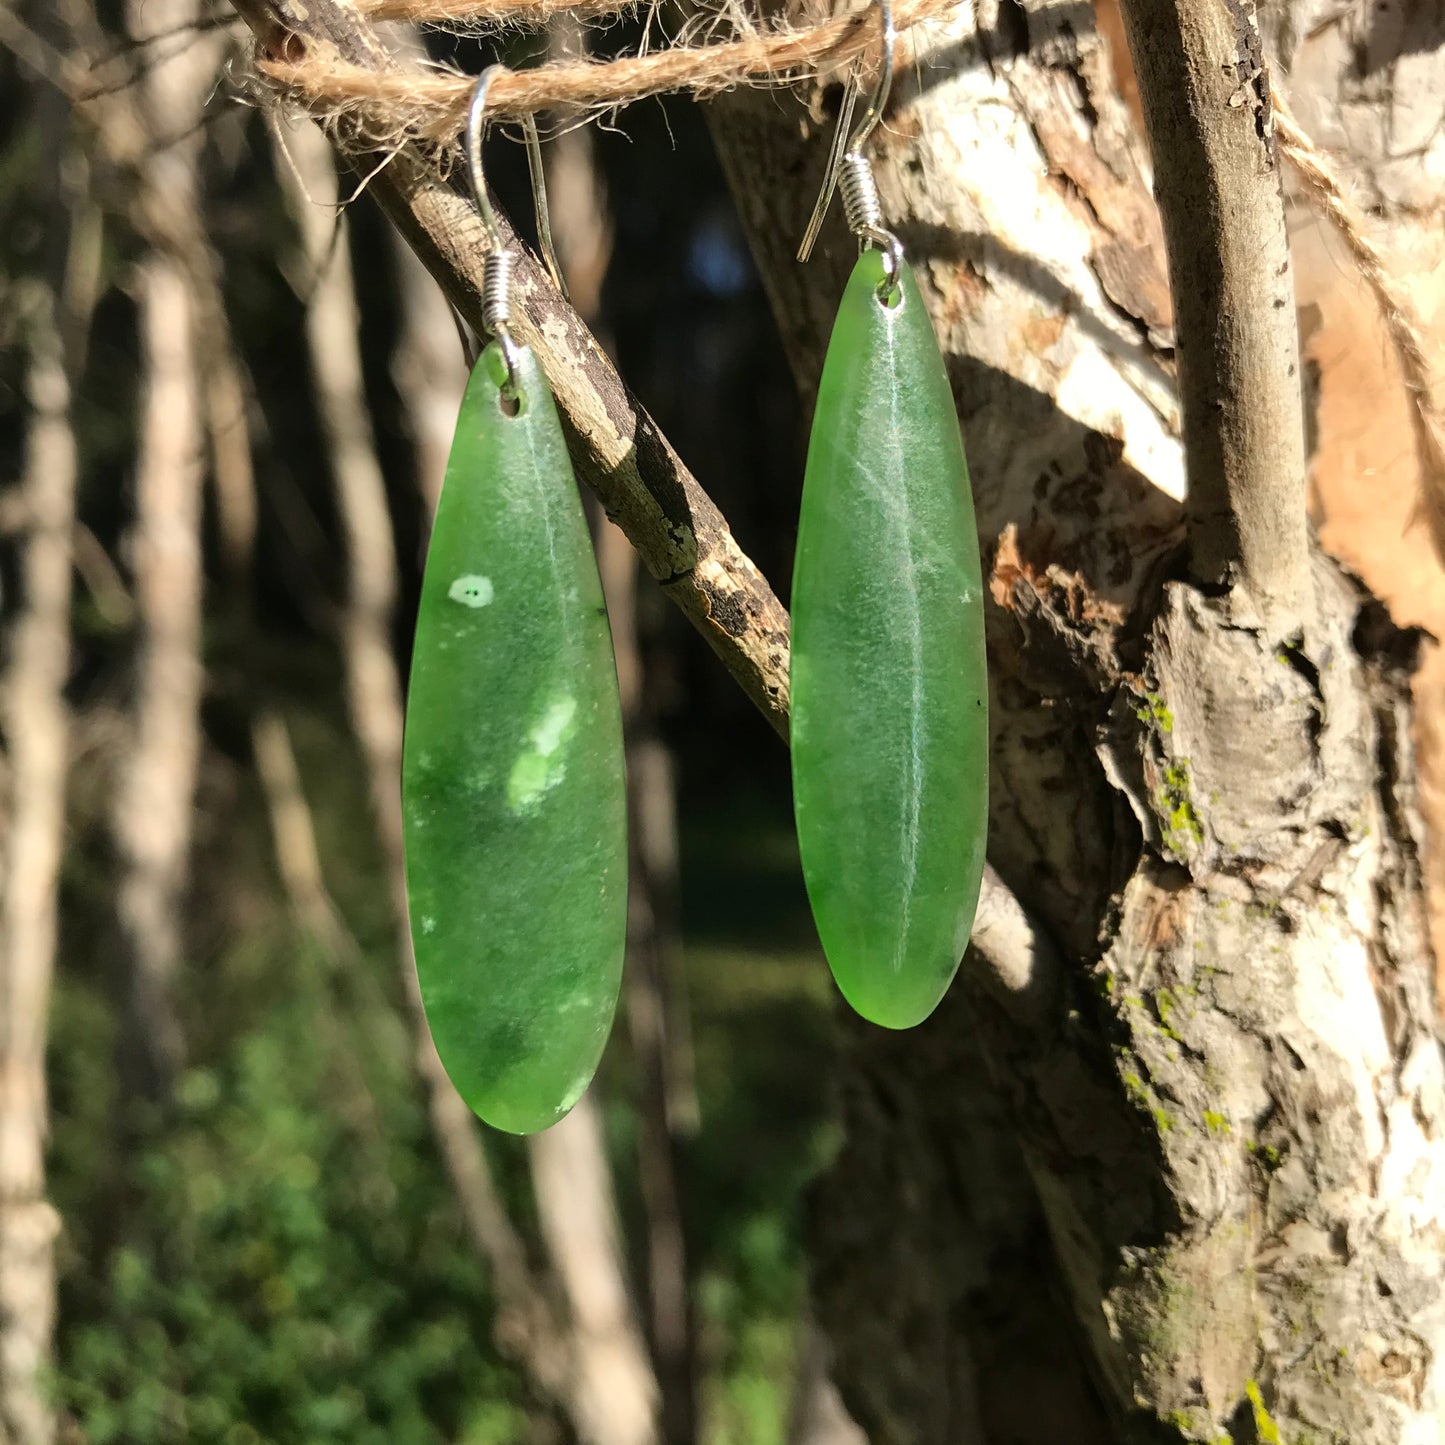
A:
[
  {"xmin": 790, "ymin": 2, "xmax": 988, "ymax": 1029},
  {"xmin": 401, "ymin": 69, "xmax": 627, "ymax": 1134}
]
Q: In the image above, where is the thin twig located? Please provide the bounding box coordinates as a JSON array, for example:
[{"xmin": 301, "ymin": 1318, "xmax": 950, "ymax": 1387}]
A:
[
  {"xmin": 251, "ymin": 709, "xmax": 356, "ymax": 959},
  {"xmin": 250, "ymin": 706, "xmax": 399, "ymax": 1158},
  {"xmin": 1115, "ymin": 0, "xmax": 1311, "ymax": 633},
  {"xmin": 72, "ymin": 522, "xmax": 136, "ymax": 627}
]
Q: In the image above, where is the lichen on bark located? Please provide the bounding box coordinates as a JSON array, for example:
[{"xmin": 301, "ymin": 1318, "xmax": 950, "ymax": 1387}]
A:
[{"xmin": 711, "ymin": 1, "xmax": 1445, "ymax": 1441}]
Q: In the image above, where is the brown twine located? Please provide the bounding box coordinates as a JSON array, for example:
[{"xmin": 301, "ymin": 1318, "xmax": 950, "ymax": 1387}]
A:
[
  {"xmin": 253, "ymin": 1, "xmax": 1445, "ymax": 562},
  {"xmin": 357, "ymin": 0, "xmax": 643, "ymax": 25},
  {"xmin": 257, "ymin": 0, "xmax": 952, "ymax": 133},
  {"xmin": 1273, "ymin": 94, "xmax": 1445, "ymax": 567}
]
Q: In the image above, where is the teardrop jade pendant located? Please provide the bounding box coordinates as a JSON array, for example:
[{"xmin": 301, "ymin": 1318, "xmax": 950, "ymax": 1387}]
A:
[
  {"xmin": 402, "ymin": 341, "xmax": 626, "ymax": 1134},
  {"xmin": 790, "ymin": 249, "xmax": 988, "ymax": 1030}
]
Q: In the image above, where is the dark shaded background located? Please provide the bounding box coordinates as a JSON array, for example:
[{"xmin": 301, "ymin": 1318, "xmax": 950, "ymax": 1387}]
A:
[{"xmin": 0, "ymin": 10, "xmax": 865, "ymax": 1440}]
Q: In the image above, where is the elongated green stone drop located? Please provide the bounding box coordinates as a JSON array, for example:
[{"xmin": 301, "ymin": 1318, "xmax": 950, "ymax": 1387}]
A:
[
  {"xmin": 402, "ymin": 341, "xmax": 626, "ymax": 1134},
  {"xmin": 791, "ymin": 249, "xmax": 988, "ymax": 1030}
]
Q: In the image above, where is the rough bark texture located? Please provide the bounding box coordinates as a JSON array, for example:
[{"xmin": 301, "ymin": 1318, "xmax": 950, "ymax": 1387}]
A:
[
  {"xmin": 707, "ymin": 2, "xmax": 1445, "ymax": 1442},
  {"xmin": 1259, "ymin": 0, "xmax": 1445, "ymax": 1004},
  {"xmin": 231, "ymin": 0, "xmax": 1445, "ymax": 1437}
]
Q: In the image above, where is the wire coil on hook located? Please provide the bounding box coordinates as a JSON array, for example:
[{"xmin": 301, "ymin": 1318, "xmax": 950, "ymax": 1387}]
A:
[
  {"xmin": 838, "ymin": 152, "xmax": 882, "ymax": 235},
  {"xmin": 481, "ymin": 249, "xmax": 516, "ymax": 338}
]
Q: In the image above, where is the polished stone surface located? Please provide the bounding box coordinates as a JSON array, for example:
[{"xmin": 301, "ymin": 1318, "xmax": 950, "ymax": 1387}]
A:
[
  {"xmin": 403, "ymin": 343, "xmax": 626, "ymax": 1133},
  {"xmin": 791, "ymin": 250, "xmax": 988, "ymax": 1029}
]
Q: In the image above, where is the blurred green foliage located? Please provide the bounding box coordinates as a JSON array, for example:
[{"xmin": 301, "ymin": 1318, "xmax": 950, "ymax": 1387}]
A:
[
  {"xmin": 10, "ymin": 31, "xmax": 829, "ymax": 1435},
  {"xmin": 51, "ymin": 951, "xmax": 531, "ymax": 1444},
  {"xmin": 46, "ymin": 696, "xmax": 837, "ymax": 1445}
]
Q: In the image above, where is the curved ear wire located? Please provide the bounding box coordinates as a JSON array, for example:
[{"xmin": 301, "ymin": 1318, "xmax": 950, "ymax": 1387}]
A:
[
  {"xmin": 465, "ymin": 67, "xmax": 508, "ymax": 255},
  {"xmin": 465, "ymin": 67, "xmax": 568, "ymax": 297},
  {"xmin": 464, "ymin": 66, "xmax": 571, "ymax": 393},
  {"xmin": 846, "ymin": 0, "xmax": 895, "ymax": 153},
  {"xmin": 797, "ymin": 0, "xmax": 897, "ymax": 264},
  {"xmin": 524, "ymin": 116, "xmax": 569, "ymax": 302}
]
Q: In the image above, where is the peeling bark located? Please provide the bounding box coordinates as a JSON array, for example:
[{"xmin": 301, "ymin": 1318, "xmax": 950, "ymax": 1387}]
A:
[
  {"xmin": 710, "ymin": 3, "xmax": 1445, "ymax": 1442},
  {"xmin": 1261, "ymin": 0, "xmax": 1445, "ymax": 1007},
  {"xmin": 229, "ymin": 0, "xmax": 1445, "ymax": 1437},
  {"xmin": 1261, "ymin": 0, "xmax": 1445, "ymax": 222}
]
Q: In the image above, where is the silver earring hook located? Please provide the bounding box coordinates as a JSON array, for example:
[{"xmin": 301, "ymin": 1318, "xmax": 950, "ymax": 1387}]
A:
[
  {"xmin": 797, "ymin": 0, "xmax": 903, "ymax": 298},
  {"xmin": 847, "ymin": 0, "xmax": 895, "ymax": 154},
  {"xmin": 466, "ymin": 66, "xmax": 507, "ymax": 254},
  {"xmin": 465, "ymin": 66, "xmax": 570, "ymax": 397}
]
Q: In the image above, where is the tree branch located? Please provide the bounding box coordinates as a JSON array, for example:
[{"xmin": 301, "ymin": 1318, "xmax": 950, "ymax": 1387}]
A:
[
  {"xmin": 230, "ymin": 0, "xmax": 1051, "ymax": 1014},
  {"xmin": 1115, "ymin": 0, "xmax": 1311, "ymax": 635},
  {"xmin": 239, "ymin": 0, "xmax": 791, "ymax": 735}
]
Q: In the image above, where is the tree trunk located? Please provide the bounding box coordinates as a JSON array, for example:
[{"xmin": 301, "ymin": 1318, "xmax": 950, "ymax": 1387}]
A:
[
  {"xmin": 111, "ymin": 0, "xmax": 216, "ymax": 1097},
  {"xmin": 225, "ymin": 0, "xmax": 1445, "ymax": 1436},
  {"xmin": 0, "ymin": 262, "xmax": 81, "ymax": 1445},
  {"xmin": 528, "ymin": 1105, "xmax": 662, "ymax": 1445},
  {"xmin": 1261, "ymin": 0, "xmax": 1445, "ymax": 1004},
  {"xmin": 709, "ymin": 2, "xmax": 1445, "ymax": 1441}
]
